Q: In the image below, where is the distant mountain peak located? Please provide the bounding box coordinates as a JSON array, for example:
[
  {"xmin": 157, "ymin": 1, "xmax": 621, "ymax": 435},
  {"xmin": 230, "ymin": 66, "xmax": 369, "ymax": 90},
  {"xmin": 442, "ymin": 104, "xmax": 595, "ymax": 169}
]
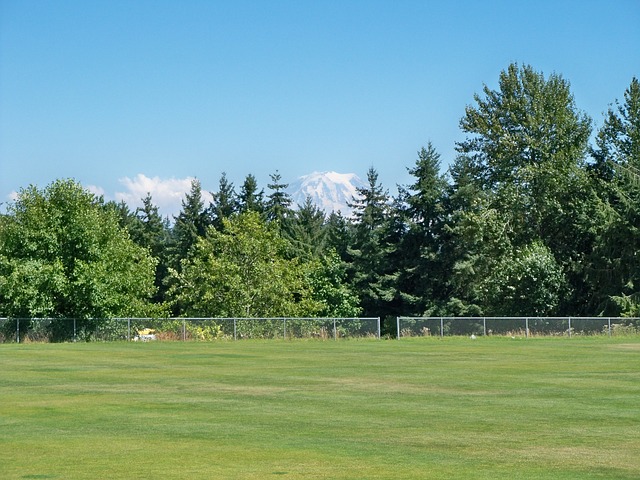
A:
[{"xmin": 287, "ymin": 171, "xmax": 364, "ymax": 216}]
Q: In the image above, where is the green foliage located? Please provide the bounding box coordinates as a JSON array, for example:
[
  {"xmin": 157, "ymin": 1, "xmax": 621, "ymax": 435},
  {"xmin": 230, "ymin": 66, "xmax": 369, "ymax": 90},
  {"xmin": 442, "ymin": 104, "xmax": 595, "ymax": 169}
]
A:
[
  {"xmin": 128, "ymin": 193, "xmax": 172, "ymax": 303},
  {"xmin": 395, "ymin": 143, "xmax": 449, "ymax": 315},
  {"xmin": 168, "ymin": 212, "xmax": 320, "ymax": 317},
  {"xmin": 237, "ymin": 173, "xmax": 265, "ymax": 214},
  {"xmin": 266, "ymin": 170, "xmax": 293, "ymax": 224},
  {"xmin": 3, "ymin": 65, "xmax": 640, "ymax": 321},
  {"xmin": 283, "ymin": 196, "xmax": 327, "ymax": 259},
  {"xmin": 347, "ymin": 167, "xmax": 398, "ymax": 323},
  {"xmin": 170, "ymin": 178, "xmax": 210, "ymax": 268},
  {"xmin": 306, "ymin": 250, "xmax": 362, "ymax": 318},
  {"xmin": 447, "ymin": 63, "xmax": 599, "ymax": 316},
  {"xmin": 209, "ymin": 172, "xmax": 238, "ymax": 230},
  {"xmin": 588, "ymin": 77, "xmax": 640, "ymax": 315},
  {"xmin": 484, "ymin": 241, "xmax": 567, "ymax": 316},
  {"xmin": 0, "ymin": 179, "xmax": 157, "ymax": 322}
]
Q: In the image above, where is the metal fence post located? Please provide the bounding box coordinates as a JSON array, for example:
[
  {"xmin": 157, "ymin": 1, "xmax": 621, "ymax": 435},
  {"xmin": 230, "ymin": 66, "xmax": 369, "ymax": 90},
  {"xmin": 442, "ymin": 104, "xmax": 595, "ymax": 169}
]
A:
[
  {"xmin": 397, "ymin": 317, "xmax": 400, "ymax": 340},
  {"xmin": 183, "ymin": 318, "xmax": 186, "ymax": 341},
  {"xmin": 483, "ymin": 317, "xmax": 486, "ymax": 336},
  {"xmin": 525, "ymin": 318, "xmax": 529, "ymax": 338},
  {"xmin": 16, "ymin": 318, "xmax": 19, "ymax": 344},
  {"xmin": 568, "ymin": 317, "xmax": 572, "ymax": 338},
  {"xmin": 283, "ymin": 318, "xmax": 287, "ymax": 340},
  {"xmin": 233, "ymin": 318, "xmax": 237, "ymax": 341},
  {"xmin": 377, "ymin": 317, "xmax": 381, "ymax": 339},
  {"xmin": 333, "ymin": 318, "xmax": 337, "ymax": 341},
  {"xmin": 440, "ymin": 317, "xmax": 444, "ymax": 338}
]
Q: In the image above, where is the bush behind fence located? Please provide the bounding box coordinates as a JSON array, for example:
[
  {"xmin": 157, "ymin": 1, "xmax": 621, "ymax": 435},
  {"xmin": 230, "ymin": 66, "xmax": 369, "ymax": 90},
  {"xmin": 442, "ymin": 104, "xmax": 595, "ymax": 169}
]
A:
[{"xmin": 0, "ymin": 317, "xmax": 381, "ymax": 343}]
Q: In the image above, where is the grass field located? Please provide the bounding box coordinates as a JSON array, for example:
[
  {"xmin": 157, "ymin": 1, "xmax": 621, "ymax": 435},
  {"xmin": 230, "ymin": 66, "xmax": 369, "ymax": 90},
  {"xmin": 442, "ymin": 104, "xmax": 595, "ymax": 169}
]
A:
[{"xmin": 1, "ymin": 337, "xmax": 639, "ymax": 479}]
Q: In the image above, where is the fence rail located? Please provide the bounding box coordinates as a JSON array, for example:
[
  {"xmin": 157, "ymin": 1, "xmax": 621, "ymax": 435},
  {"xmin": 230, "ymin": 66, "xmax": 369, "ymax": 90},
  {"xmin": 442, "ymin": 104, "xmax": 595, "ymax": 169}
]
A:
[
  {"xmin": 396, "ymin": 316, "xmax": 640, "ymax": 339},
  {"xmin": 0, "ymin": 317, "xmax": 381, "ymax": 343}
]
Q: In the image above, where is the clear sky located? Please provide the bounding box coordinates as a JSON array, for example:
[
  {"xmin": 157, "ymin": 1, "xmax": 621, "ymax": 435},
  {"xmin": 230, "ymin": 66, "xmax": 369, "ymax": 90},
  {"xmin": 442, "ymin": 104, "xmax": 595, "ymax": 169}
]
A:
[{"xmin": 1, "ymin": 0, "xmax": 639, "ymax": 217}]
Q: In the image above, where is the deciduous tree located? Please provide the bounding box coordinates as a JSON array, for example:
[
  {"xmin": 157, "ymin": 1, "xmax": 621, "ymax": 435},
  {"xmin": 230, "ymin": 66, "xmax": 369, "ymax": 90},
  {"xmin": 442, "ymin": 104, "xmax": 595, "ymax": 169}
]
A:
[
  {"xmin": 450, "ymin": 63, "xmax": 597, "ymax": 315},
  {"xmin": 0, "ymin": 179, "xmax": 157, "ymax": 338},
  {"xmin": 168, "ymin": 212, "xmax": 319, "ymax": 317}
]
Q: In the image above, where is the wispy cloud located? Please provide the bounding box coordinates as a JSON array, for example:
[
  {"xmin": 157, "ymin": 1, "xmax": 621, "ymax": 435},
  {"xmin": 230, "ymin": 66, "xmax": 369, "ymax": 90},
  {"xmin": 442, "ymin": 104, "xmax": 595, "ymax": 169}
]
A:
[
  {"xmin": 115, "ymin": 174, "xmax": 213, "ymax": 219},
  {"xmin": 0, "ymin": 191, "xmax": 19, "ymax": 213},
  {"xmin": 86, "ymin": 185, "xmax": 106, "ymax": 197}
]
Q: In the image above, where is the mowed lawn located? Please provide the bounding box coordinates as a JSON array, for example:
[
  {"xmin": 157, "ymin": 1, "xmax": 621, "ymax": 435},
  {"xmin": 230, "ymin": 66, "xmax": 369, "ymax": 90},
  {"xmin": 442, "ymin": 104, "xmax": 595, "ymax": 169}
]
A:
[{"xmin": 1, "ymin": 337, "xmax": 639, "ymax": 479}]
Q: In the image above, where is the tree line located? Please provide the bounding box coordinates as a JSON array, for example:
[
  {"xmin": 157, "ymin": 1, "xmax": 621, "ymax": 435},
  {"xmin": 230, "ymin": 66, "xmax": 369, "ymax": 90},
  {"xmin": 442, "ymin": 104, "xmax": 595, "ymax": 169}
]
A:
[{"xmin": 1, "ymin": 63, "xmax": 639, "ymax": 336}]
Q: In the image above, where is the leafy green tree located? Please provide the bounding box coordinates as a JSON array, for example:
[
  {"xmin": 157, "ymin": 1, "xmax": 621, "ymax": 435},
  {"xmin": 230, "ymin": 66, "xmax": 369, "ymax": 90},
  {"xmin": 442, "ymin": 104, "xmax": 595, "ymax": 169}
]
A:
[
  {"xmin": 305, "ymin": 250, "xmax": 362, "ymax": 318},
  {"xmin": 442, "ymin": 190, "xmax": 511, "ymax": 316},
  {"xmin": 0, "ymin": 179, "xmax": 157, "ymax": 338},
  {"xmin": 168, "ymin": 212, "xmax": 320, "ymax": 317},
  {"xmin": 484, "ymin": 241, "xmax": 567, "ymax": 316},
  {"xmin": 450, "ymin": 63, "xmax": 597, "ymax": 315}
]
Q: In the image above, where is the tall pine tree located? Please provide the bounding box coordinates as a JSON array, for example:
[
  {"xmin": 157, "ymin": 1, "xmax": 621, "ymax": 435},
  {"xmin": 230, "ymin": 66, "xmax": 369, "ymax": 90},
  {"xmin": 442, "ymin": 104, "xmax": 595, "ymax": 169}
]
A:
[
  {"xmin": 396, "ymin": 143, "xmax": 448, "ymax": 315},
  {"xmin": 588, "ymin": 77, "xmax": 640, "ymax": 317},
  {"xmin": 347, "ymin": 167, "xmax": 397, "ymax": 330},
  {"xmin": 238, "ymin": 174, "xmax": 265, "ymax": 214},
  {"xmin": 171, "ymin": 179, "xmax": 210, "ymax": 270},
  {"xmin": 266, "ymin": 171, "xmax": 293, "ymax": 225},
  {"xmin": 209, "ymin": 172, "xmax": 238, "ymax": 230}
]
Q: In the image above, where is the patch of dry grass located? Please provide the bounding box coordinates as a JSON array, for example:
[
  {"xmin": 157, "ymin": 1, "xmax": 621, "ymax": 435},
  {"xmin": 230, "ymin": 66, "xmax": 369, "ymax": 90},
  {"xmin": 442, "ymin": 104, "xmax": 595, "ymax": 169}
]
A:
[{"xmin": 1, "ymin": 337, "xmax": 639, "ymax": 479}]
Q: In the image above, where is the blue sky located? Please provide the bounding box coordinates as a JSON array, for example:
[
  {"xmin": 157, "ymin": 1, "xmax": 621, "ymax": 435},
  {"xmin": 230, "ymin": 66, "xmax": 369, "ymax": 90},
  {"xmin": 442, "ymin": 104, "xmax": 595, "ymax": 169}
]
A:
[{"xmin": 1, "ymin": 0, "xmax": 639, "ymax": 216}]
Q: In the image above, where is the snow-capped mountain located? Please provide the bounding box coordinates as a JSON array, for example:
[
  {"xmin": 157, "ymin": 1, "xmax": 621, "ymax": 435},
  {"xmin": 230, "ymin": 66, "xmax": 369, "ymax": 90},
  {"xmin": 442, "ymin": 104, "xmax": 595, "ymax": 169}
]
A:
[{"xmin": 287, "ymin": 171, "xmax": 365, "ymax": 216}]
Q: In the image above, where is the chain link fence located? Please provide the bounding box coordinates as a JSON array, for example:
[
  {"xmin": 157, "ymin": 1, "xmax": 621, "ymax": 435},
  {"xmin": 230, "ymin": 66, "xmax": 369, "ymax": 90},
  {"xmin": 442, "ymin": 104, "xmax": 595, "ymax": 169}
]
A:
[
  {"xmin": 396, "ymin": 316, "xmax": 640, "ymax": 338},
  {"xmin": 0, "ymin": 317, "xmax": 381, "ymax": 343}
]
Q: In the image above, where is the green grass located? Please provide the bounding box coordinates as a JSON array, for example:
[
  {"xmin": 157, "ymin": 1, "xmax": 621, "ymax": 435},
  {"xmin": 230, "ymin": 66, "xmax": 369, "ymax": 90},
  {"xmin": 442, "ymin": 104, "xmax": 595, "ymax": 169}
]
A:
[{"xmin": 1, "ymin": 337, "xmax": 639, "ymax": 479}]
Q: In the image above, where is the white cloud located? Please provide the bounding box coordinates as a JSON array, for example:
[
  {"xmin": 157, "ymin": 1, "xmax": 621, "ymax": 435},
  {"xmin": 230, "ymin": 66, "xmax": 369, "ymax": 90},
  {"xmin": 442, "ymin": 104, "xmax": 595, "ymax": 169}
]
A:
[
  {"xmin": 0, "ymin": 191, "xmax": 18, "ymax": 213},
  {"xmin": 86, "ymin": 185, "xmax": 106, "ymax": 197},
  {"xmin": 115, "ymin": 174, "xmax": 213, "ymax": 219}
]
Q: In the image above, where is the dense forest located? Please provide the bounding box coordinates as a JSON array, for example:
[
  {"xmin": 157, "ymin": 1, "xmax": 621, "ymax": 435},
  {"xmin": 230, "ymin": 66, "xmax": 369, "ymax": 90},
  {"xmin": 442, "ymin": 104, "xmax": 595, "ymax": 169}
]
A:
[{"xmin": 1, "ymin": 64, "xmax": 639, "ymax": 334}]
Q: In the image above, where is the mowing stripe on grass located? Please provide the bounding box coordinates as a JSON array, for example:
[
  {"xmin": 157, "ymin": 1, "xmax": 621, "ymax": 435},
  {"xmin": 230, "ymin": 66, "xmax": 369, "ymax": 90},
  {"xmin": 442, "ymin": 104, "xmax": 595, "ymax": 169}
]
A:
[{"xmin": 1, "ymin": 337, "xmax": 639, "ymax": 479}]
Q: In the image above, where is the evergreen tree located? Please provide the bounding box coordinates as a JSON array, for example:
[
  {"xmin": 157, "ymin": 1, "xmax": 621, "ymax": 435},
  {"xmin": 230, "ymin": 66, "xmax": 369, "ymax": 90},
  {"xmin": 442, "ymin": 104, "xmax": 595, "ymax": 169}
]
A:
[
  {"xmin": 131, "ymin": 193, "xmax": 172, "ymax": 303},
  {"xmin": 347, "ymin": 167, "xmax": 397, "ymax": 330},
  {"xmin": 283, "ymin": 196, "xmax": 327, "ymax": 259},
  {"xmin": 266, "ymin": 171, "xmax": 293, "ymax": 225},
  {"xmin": 104, "ymin": 200, "xmax": 140, "ymax": 233},
  {"xmin": 588, "ymin": 77, "xmax": 640, "ymax": 317},
  {"xmin": 238, "ymin": 174, "xmax": 265, "ymax": 214},
  {"xmin": 325, "ymin": 211, "xmax": 353, "ymax": 262},
  {"xmin": 171, "ymin": 179, "xmax": 210, "ymax": 269},
  {"xmin": 396, "ymin": 144, "xmax": 448, "ymax": 315},
  {"xmin": 209, "ymin": 172, "xmax": 238, "ymax": 230}
]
